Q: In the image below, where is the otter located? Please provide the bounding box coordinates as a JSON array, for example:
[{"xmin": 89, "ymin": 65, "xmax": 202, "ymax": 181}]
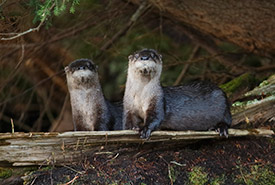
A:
[
  {"xmin": 123, "ymin": 49, "xmax": 232, "ymax": 139},
  {"xmin": 65, "ymin": 59, "xmax": 122, "ymax": 131}
]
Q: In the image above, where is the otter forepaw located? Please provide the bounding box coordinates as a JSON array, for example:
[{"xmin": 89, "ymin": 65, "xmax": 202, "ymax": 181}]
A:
[
  {"xmin": 140, "ymin": 127, "xmax": 152, "ymax": 139},
  {"xmin": 215, "ymin": 122, "xmax": 229, "ymax": 138}
]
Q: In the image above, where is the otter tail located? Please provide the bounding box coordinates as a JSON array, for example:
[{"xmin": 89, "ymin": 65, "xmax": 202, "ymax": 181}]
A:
[
  {"xmin": 215, "ymin": 107, "xmax": 232, "ymax": 138},
  {"xmin": 223, "ymin": 109, "xmax": 232, "ymax": 127}
]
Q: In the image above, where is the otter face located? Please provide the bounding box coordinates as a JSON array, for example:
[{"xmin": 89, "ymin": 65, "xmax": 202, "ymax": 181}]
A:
[
  {"xmin": 128, "ymin": 49, "xmax": 162, "ymax": 78},
  {"xmin": 65, "ymin": 59, "xmax": 98, "ymax": 88}
]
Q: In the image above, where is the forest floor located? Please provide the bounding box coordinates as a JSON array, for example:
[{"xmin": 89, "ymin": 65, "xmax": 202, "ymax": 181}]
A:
[{"xmin": 1, "ymin": 131, "xmax": 274, "ymax": 185}]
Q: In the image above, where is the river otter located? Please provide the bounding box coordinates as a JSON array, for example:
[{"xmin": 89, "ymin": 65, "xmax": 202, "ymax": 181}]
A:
[
  {"xmin": 65, "ymin": 59, "xmax": 122, "ymax": 131},
  {"xmin": 123, "ymin": 49, "xmax": 232, "ymax": 139}
]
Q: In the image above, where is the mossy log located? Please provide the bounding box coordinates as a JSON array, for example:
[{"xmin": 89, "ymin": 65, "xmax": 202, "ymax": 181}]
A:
[
  {"xmin": 232, "ymin": 96, "xmax": 275, "ymax": 127},
  {"xmin": 231, "ymin": 74, "xmax": 275, "ymax": 127},
  {"xmin": 245, "ymin": 74, "xmax": 275, "ymax": 97},
  {"xmin": 220, "ymin": 73, "xmax": 256, "ymax": 101},
  {"xmin": 0, "ymin": 129, "xmax": 273, "ymax": 166}
]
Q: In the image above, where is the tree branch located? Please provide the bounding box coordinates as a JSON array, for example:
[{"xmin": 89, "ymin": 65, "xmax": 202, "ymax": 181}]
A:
[
  {"xmin": 0, "ymin": 3, "xmax": 55, "ymax": 41},
  {"xmin": 173, "ymin": 45, "xmax": 200, "ymax": 85}
]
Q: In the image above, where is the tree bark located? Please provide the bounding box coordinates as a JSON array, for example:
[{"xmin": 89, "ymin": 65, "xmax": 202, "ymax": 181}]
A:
[{"xmin": 132, "ymin": 0, "xmax": 275, "ymax": 56}]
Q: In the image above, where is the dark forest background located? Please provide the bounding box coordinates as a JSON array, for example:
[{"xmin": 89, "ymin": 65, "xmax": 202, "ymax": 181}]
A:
[{"xmin": 0, "ymin": 0, "xmax": 274, "ymax": 133}]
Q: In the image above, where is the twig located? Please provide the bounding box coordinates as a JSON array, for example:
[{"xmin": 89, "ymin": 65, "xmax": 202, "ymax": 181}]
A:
[
  {"xmin": 168, "ymin": 21, "xmax": 248, "ymax": 74},
  {"xmin": 100, "ymin": 1, "xmax": 150, "ymax": 51},
  {"xmin": 49, "ymin": 93, "xmax": 70, "ymax": 131},
  {"xmin": 0, "ymin": 70, "xmax": 64, "ymax": 106},
  {"xmin": 164, "ymin": 53, "xmax": 223, "ymax": 68},
  {"xmin": 238, "ymin": 165, "xmax": 248, "ymax": 184},
  {"xmin": 99, "ymin": 153, "xmax": 120, "ymax": 168},
  {"xmin": 159, "ymin": 154, "xmax": 175, "ymax": 184},
  {"xmin": 63, "ymin": 175, "xmax": 79, "ymax": 185},
  {"xmin": 1, "ymin": 115, "xmax": 32, "ymax": 131},
  {"xmin": 168, "ymin": 164, "xmax": 174, "ymax": 185},
  {"xmin": 173, "ymin": 45, "xmax": 200, "ymax": 85},
  {"xmin": 29, "ymin": 176, "xmax": 38, "ymax": 185},
  {"xmin": 256, "ymin": 64, "xmax": 275, "ymax": 72},
  {"xmin": 0, "ymin": 44, "xmax": 25, "ymax": 93},
  {"xmin": 170, "ymin": 161, "xmax": 186, "ymax": 167},
  {"xmin": 17, "ymin": 90, "xmax": 35, "ymax": 130},
  {"xmin": 15, "ymin": 44, "xmax": 25, "ymax": 69},
  {"xmin": 32, "ymin": 82, "xmax": 56, "ymax": 131},
  {"xmin": 63, "ymin": 165, "xmax": 85, "ymax": 174},
  {"xmin": 10, "ymin": 118, "xmax": 14, "ymax": 133}
]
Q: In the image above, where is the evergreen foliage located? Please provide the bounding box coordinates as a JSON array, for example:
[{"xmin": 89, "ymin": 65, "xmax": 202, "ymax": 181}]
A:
[{"xmin": 28, "ymin": 0, "xmax": 80, "ymax": 25}]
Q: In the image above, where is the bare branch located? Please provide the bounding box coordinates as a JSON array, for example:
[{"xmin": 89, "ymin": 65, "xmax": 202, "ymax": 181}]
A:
[
  {"xmin": 1, "ymin": 28, "xmax": 38, "ymax": 41},
  {"xmin": 100, "ymin": 1, "xmax": 151, "ymax": 51},
  {"xmin": 0, "ymin": 0, "xmax": 7, "ymax": 7},
  {"xmin": 0, "ymin": 3, "xmax": 55, "ymax": 41},
  {"xmin": 173, "ymin": 45, "xmax": 200, "ymax": 85},
  {"xmin": 0, "ymin": 70, "xmax": 64, "ymax": 106}
]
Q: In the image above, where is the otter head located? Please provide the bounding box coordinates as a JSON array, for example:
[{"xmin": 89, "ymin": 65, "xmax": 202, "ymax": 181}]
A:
[
  {"xmin": 65, "ymin": 59, "xmax": 98, "ymax": 89},
  {"xmin": 128, "ymin": 49, "xmax": 162, "ymax": 80}
]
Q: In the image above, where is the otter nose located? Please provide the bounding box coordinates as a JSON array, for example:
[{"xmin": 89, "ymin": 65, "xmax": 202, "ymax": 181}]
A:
[
  {"xmin": 78, "ymin": 66, "xmax": 86, "ymax": 70},
  {"xmin": 140, "ymin": 56, "xmax": 149, "ymax": 60}
]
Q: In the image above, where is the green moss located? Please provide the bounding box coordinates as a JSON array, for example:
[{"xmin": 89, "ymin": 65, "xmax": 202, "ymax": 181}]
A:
[
  {"xmin": 211, "ymin": 174, "xmax": 226, "ymax": 185},
  {"xmin": 269, "ymin": 138, "xmax": 275, "ymax": 145},
  {"xmin": 188, "ymin": 166, "xmax": 208, "ymax": 185},
  {"xmin": 234, "ymin": 164, "xmax": 275, "ymax": 185},
  {"xmin": 220, "ymin": 73, "xmax": 255, "ymax": 97},
  {"xmin": 168, "ymin": 165, "xmax": 179, "ymax": 184},
  {"xmin": 0, "ymin": 168, "xmax": 13, "ymax": 179},
  {"xmin": 259, "ymin": 80, "xmax": 269, "ymax": 87}
]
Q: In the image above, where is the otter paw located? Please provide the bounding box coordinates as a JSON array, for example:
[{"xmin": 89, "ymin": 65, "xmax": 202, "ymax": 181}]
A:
[
  {"xmin": 215, "ymin": 123, "xmax": 229, "ymax": 138},
  {"xmin": 140, "ymin": 127, "xmax": 152, "ymax": 139}
]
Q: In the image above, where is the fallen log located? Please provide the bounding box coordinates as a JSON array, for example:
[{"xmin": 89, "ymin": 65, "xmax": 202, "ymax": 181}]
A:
[
  {"xmin": 231, "ymin": 74, "xmax": 275, "ymax": 127},
  {"xmin": 232, "ymin": 96, "xmax": 275, "ymax": 127},
  {"xmin": 0, "ymin": 129, "xmax": 273, "ymax": 166}
]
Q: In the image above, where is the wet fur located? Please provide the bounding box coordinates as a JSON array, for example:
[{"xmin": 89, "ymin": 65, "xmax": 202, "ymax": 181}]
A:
[
  {"xmin": 161, "ymin": 82, "xmax": 232, "ymax": 132},
  {"xmin": 123, "ymin": 49, "xmax": 232, "ymax": 138},
  {"xmin": 65, "ymin": 59, "xmax": 122, "ymax": 131}
]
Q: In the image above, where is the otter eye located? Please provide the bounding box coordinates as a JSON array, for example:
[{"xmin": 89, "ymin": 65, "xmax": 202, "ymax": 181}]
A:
[
  {"xmin": 77, "ymin": 66, "xmax": 86, "ymax": 70},
  {"xmin": 150, "ymin": 53, "xmax": 155, "ymax": 58},
  {"xmin": 134, "ymin": 54, "xmax": 139, "ymax": 59}
]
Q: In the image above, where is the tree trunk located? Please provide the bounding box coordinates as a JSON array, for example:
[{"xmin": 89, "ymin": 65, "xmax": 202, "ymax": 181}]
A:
[{"xmin": 132, "ymin": 0, "xmax": 275, "ymax": 56}]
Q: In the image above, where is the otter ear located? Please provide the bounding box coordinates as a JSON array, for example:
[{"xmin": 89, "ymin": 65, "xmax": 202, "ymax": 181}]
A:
[
  {"xmin": 128, "ymin": 55, "xmax": 133, "ymax": 61},
  {"xmin": 64, "ymin": 66, "xmax": 69, "ymax": 73}
]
